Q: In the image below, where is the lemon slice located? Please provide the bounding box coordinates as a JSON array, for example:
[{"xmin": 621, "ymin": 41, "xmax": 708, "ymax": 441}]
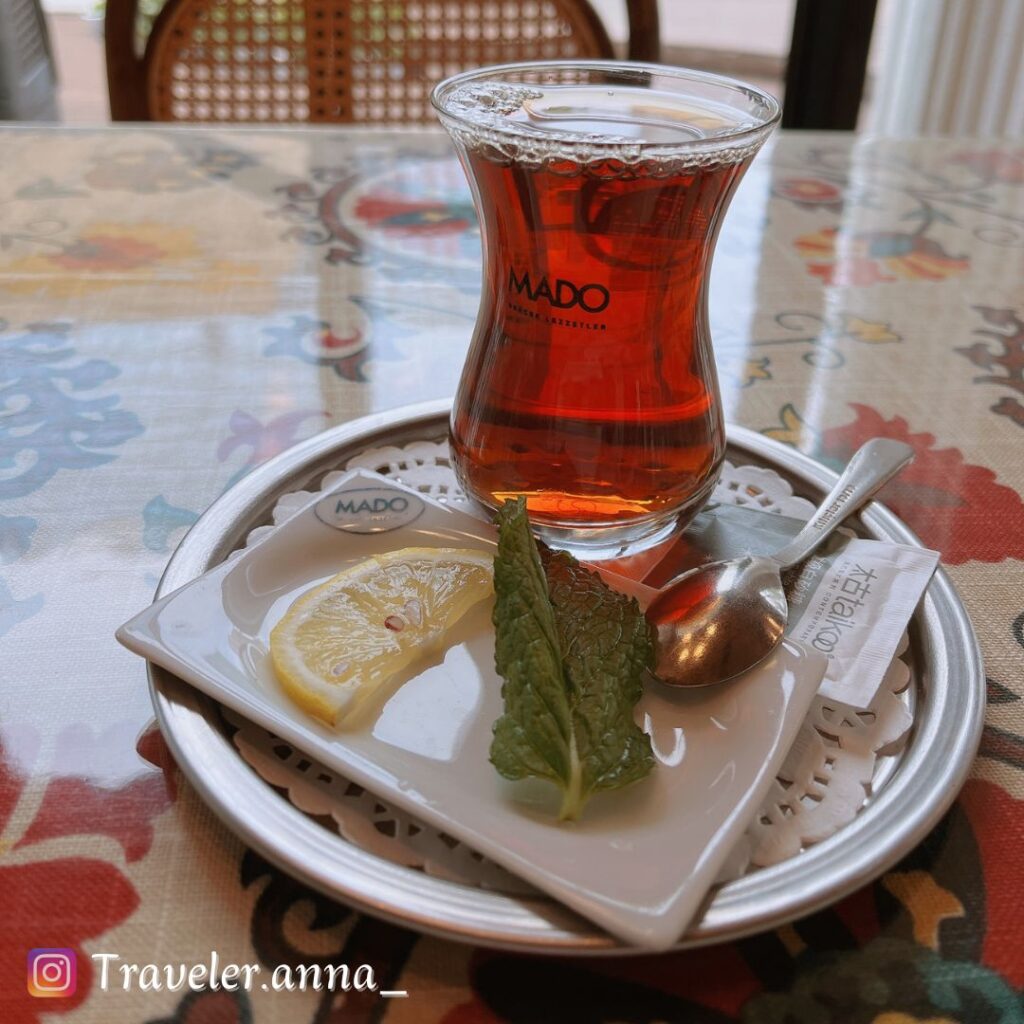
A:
[{"xmin": 270, "ymin": 547, "xmax": 494, "ymax": 725}]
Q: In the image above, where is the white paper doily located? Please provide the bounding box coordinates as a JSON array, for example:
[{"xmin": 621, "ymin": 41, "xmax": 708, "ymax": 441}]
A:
[{"xmin": 225, "ymin": 441, "xmax": 913, "ymax": 895}]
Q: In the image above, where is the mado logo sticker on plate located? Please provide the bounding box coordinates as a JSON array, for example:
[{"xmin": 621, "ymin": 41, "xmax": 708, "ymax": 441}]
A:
[{"xmin": 315, "ymin": 480, "xmax": 426, "ymax": 534}]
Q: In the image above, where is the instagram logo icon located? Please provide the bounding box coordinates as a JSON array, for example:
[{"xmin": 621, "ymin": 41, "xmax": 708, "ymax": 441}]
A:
[{"xmin": 27, "ymin": 949, "xmax": 77, "ymax": 998}]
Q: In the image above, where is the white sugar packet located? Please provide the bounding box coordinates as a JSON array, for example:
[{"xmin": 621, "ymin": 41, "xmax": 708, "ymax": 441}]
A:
[
  {"xmin": 783, "ymin": 537, "xmax": 937, "ymax": 706},
  {"xmin": 635, "ymin": 504, "xmax": 939, "ymax": 710}
]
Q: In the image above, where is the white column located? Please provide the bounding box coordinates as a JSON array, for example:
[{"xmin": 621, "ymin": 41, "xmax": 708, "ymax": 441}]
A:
[{"xmin": 870, "ymin": 0, "xmax": 1024, "ymax": 136}]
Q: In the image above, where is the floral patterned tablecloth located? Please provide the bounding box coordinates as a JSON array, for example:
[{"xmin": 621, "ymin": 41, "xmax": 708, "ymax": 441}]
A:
[{"xmin": 1, "ymin": 125, "xmax": 1022, "ymax": 1023}]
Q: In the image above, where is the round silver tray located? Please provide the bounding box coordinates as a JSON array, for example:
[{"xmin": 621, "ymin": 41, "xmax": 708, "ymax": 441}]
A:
[{"xmin": 148, "ymin": 399, "xmax": 984, "ymax": 954}]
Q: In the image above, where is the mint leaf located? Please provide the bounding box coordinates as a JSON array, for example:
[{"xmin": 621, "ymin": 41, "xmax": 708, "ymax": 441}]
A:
[
  {"xmin": 540, "ymin": 548, "xmax": 655, "ymax": 813},
  {"xmin": 489, "ymin": 498, "xmax": 655, "ymax": 820},
  {"xmin": 490, "ymin": 497, "xmax": 574, "ymax": 790}
]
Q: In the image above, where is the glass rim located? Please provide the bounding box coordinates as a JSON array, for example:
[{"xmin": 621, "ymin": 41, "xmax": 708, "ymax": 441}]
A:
[{"xmin": 430, "ymin": 59, "xmax": 782, "ymax": 153}]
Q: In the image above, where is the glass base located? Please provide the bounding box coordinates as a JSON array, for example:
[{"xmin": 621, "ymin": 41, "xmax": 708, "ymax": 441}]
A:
[{"xmin": 527, "ymin": 475, "xmax": 719, "ymax": 563}]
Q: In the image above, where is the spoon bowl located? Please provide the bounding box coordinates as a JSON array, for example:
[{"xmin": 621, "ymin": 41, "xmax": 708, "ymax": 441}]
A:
[
  {"xmin": 647, "ymin": 439, "xmax": 914, "ymax": 687},
  {"xmin": 647, "ymin": 555, "xmax": 788, "ymax": 687}
]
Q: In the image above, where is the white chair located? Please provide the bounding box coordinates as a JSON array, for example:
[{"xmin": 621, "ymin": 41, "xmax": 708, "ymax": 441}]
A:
[{"xmin": 0, "ymin": 0, "xmax": 59, "ymax": 120}]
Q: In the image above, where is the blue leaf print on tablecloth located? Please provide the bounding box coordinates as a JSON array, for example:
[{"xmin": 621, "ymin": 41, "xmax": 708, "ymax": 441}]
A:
[
  {"xmin": 0, "ymin": 514, "xmax": 37, "ymax": 565},
  {"xmin": 143, "ymin": 495, "xmax": 199, "ymax": 553},
  {"xmin": 0, "ymin": 575, "xmax": 43, "ymax": 639},
  {"xmin": 0, "ymin": 323, "xmax": 144, "ymax": 500}
]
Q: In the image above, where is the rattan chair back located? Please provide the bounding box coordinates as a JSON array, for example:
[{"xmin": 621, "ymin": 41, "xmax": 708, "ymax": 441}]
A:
[{"xmin": 107, "ymin": 0, "xmax": 660, "ymax": 123}]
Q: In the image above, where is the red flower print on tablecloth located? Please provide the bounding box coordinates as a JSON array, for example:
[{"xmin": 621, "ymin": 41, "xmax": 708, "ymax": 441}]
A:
[
  {"xmin": 51, "ymin": 234, "xmax": 166, "ymax": 272},
  {"xmin": 1, "ymin": 223, "xmax": 263, "ymax": 300},
  {"xmin": 959, "ymin": 780, "xmax": 1024, "ymax": 987},
  {"xmin": 1, "ymin": 861, "xmax": 137, "ymax": 1022},
  {"xmin": 15, "ymin": 726, "xmax": 176, "ymax": 863},
  {"xmin": 766, "ymin": 403, "xmax": 1024, "ymax": 563},
  {"xmin": 949, "ymin": 148, "xmax": 1024, "ymax": 184},
  {"xmin": 0, "ymin": 726, "xmax": 175, "ymax": 1022},
  {"xmin": 38, "ymin": 224, "xmax": 198, "ymax": 273},
  {"xmin": 822, "ymin": 404, "xmax": 1024, "ymax": 563},
  {"xmin": 276, "ymin": 161, "xmax": 482, "ymax": 274},
  {"xmin": 354, "ymin": 192, "xmax": 475, "ymax": 237},
  {"xmin": 350, "ymin": 187, "xmax": 480, "ymax": 265},
  {"xmin": 795, "ymin": 228, "xmax": 969, "ymax": 285},
  {"xmin": 773, "ymin": 177, "xmax": 844, "ymax": 210}
]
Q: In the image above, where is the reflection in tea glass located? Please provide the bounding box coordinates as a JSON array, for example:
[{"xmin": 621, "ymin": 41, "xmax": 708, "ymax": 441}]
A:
[{"xmin": 432, "ymin": 62, "xmax": 780, "ymax": 557}]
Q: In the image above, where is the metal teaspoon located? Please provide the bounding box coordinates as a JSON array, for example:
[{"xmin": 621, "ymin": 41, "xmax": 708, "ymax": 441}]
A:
[{"xmin": 646, "ymin": 438, "xmax": 915, "ymax": 688}]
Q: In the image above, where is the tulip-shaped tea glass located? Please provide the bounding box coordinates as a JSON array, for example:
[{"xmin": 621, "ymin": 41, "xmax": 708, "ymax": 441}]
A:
[{"xmin": 432, "ymin": 62, "xmax": 780, "ymax": 555}]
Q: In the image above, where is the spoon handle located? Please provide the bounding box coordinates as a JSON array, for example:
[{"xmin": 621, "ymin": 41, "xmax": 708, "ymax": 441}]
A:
[{"xmin": 771, "ymin": 438, "xmax": 914, "ymax": 570}]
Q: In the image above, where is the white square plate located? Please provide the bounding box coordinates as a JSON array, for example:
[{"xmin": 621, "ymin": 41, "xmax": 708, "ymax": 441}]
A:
[{"xmin": 118, "ymin": 470, "xmax": 827, "ymax": 950}]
